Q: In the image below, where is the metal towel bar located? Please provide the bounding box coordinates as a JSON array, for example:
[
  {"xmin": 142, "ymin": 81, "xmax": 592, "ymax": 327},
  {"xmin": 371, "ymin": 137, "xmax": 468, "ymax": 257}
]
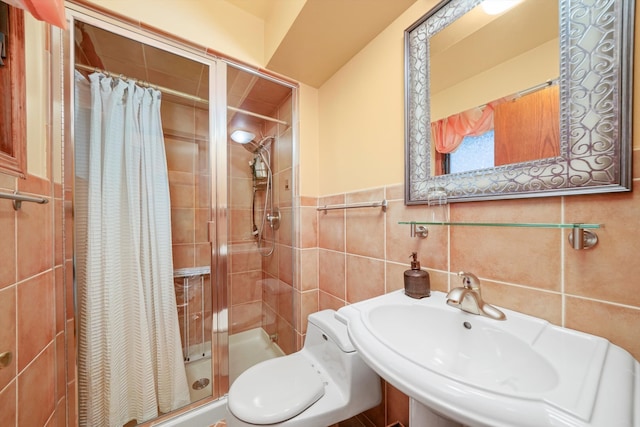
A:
[
  {"xmin": 0, "ymin": 190, "xmax": 48, "ymax": 211},
  {"xmin": 317, "ymin": 199, "xmax": 387, "ymax": 213}
]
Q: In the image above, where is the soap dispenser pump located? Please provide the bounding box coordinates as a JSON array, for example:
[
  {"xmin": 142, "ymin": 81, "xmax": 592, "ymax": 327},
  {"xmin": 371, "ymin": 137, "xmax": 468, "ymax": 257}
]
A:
[{"xmin": 404, "ymin": 252, "xmax": 430, "ymax": 299}]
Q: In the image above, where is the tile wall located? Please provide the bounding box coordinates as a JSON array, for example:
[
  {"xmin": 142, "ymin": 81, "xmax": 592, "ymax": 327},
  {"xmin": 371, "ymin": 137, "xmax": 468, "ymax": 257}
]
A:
[
  {"xmin": 0, "ymin": 174, "xmax": 72, "ymax": 426},
  {"xmin": 228, "ymin": 95, "xmax": 296, "ymax": 355},
  {"xmin": 299, "ymin": 151, "xmax": 640, "ymax": 426},
  {"xmin": 163, "ymin": 100, "xmax": 213, "ymax": 359}
]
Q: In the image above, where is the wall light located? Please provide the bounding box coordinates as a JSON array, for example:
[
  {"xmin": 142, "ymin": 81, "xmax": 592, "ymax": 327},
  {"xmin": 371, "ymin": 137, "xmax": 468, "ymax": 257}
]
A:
[
  {"xmin": 230, "ymin": 129, "xmax": 255, "ymax": 144},
  {"xmin": 481, "ymin": 0, "xmax": 523, "ymax": 15}
]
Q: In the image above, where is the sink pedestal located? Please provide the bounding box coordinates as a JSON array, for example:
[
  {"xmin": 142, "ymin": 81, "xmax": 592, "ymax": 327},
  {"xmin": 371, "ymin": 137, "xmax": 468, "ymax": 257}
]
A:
[{"xmin": 410, "ymin": 399, "xmax": 463, "ymax": 427}]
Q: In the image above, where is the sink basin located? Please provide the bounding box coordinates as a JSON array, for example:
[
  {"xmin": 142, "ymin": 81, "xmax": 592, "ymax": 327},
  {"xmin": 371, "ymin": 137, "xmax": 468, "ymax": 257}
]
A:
[
  {"xmin": 337, "ymin": 291, "xmax": 640, "ymax": 427},
  {"xmin": 368, "ymin": 304, "xmax": 559, "ymax": 394}
]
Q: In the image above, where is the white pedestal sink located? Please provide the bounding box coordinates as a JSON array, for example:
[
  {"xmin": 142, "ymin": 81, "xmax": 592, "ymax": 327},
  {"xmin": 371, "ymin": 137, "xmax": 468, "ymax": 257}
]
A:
[{"xmin": 336, "ymin": 290, "xmax": 640, "ymax": 427}]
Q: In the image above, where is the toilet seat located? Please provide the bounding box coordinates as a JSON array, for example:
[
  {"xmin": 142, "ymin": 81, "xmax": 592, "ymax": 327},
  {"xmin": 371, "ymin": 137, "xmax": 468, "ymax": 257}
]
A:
[{"xmin": 228, "ymin": 354, "xmax": 325, "ymax": 425}]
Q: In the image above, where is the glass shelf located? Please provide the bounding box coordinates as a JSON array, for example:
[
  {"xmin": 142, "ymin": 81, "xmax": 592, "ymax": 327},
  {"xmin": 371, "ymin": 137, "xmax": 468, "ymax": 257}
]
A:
[{"xmin": 399, "ymin": 221, "xmax": 600, "ymax": 229}]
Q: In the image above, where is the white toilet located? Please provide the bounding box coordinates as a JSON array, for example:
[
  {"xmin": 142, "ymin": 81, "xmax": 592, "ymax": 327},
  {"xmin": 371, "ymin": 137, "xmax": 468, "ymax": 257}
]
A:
[{"xmin": 225, "ymin": 309, "xmax": 381, "ymax": 427}]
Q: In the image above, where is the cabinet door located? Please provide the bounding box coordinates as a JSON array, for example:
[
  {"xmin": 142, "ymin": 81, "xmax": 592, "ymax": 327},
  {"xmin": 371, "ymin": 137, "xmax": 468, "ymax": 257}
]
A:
[{"xmin": 0, "ymin": 2, "xmax": 26, "ymax": 178}]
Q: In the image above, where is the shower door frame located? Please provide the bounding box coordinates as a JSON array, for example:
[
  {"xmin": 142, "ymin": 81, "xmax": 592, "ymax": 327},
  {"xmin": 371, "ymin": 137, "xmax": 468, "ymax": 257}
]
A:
[{"xmin": 61, "ymin": 2, "xmax": 232, "ymax": 418}]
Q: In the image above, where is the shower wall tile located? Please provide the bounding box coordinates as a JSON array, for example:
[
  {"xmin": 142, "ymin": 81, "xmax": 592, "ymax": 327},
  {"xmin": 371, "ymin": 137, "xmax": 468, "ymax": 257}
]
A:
[
  {"xmin": 169, "ymin": 180, "xmax": 195, "ymax": 208},
  {"xmin": 195, "ymin": 243, "xmax": 211, "ymax": 268},
  {"xmin": 56, "ymin": 333, "xmax": 66, "ymax": 402},
  {"xmin": 195, "ymin": 208, "xmax": 209, "ymax": 243},
  {"xmin": 0, "ymin": 381, "xmax": 16, "ymax": 426},
  {"xmin": 278, "ymin": 282, "xmax": 294, "ymax": 326},
  {"xmin": 165, "ymin": 137, "xmax": 196, "ymax": 173},
  {"xmin": 17, "ymin": 271, "xmax": 54, "ymax": 372},
  {"xmin": 262, "ymin": 277, "xmax": 279, "ymax": 312},
  {"xmin": 16, "ymin": 189, "xmax": 53, "ymax": 281},
  {"xmin": 230, "ymin": 246, "xmax": 262, "ymax": 273},
  {"xmin": 0, "ymin": 199, "xmax": 16, "ymax": 289},
  {"xmin": 172, "ymin": 244, "xmax": 195, "ymax": 269},
  {"xmin": 263, "ymin": 243, "xmax": 279, "ymax": 277},
  {"xmin": 17, "ymin": 343, "xmax": 55, "ymax": 427},
  {"xmin": 229, "ymin": 208, "xmax": 254, "ymax": 243},
  {"xmin": 197, "ymin": 173, "xmax": 210, "ymax": 208},
  {"xmin": 162, "ymin": 102, "xmax": 195, "ymax": 136},
  {"xmin": 230, "ymin": 301, "xmax": 262, "ymax": 334},
  {"xmin": 230, "ymin": 271, "xmax": 262, "ymax": 305},
  {"xmin": 0, "ymin": 286, "xmax": 16, "ymax": 391},
  {"xmin": 171, "ymin": 208, "xmax": 195, "ymax": 244},
  {"xmin": 54, "ymin": 199, "xmax": 63, "ymax": 266},
  {"xmin": 229, "ymin": 177, "xmax": 253, "ymax": 209},
  {"xmin": 195, "ymin": 107, "xmax": 209, "ymax": 142},
  {"xmin": 276, "ymin": 127, "xmax": 293, "ymax": 173},
  {"xmin": 278, "ymin": 244, "xmax": 293, "ymax": 286},
  {"xmin": 276, "ymin": 315, "xmax": 295, "ymax": 355},
  {"xmin": 278, "ymin": 207, "xmax": 293, "ymax": 246},
  {"xmin": 277, "ymin": 169, "xmax": 293, "ymax": 208},
  {"xmin": 55, "ymin": 266, "xmax": 65, "ymax": 334}
]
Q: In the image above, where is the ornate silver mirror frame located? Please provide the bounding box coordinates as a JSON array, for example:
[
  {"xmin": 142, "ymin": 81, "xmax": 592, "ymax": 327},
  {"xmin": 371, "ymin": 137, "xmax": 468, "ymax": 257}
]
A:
[{"xmin": 404, "ymin": 0, "xmax": 634, "ymax": 204}]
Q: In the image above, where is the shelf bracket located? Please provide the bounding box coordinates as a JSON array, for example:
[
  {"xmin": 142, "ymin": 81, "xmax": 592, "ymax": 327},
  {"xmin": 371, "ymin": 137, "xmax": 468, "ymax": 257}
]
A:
[
  {"xmin": 568, "ymin": 228, "xmax": 598, "ymax": 250},
  {"xmin": 410, "ymin": 223, "xmax": 428, "ymax": 239}
]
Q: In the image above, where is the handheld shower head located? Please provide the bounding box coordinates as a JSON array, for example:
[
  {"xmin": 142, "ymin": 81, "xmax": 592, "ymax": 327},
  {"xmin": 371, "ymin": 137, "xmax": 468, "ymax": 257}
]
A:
[{"xmin": 236, "ymin": 134, "xmax": 275, "ymax": 154}]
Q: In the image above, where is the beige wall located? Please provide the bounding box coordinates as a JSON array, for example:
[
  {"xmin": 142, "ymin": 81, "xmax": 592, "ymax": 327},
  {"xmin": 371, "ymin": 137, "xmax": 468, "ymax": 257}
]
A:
[{"xmin": 88, "ymin": 0, "xmax": 266, "ymax": 66}]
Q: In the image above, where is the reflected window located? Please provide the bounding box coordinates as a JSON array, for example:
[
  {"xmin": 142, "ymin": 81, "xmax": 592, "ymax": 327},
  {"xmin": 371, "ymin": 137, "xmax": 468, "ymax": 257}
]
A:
[{"xmin": 447, "ymin": 130, "xmax": 495, "ymax": 174}]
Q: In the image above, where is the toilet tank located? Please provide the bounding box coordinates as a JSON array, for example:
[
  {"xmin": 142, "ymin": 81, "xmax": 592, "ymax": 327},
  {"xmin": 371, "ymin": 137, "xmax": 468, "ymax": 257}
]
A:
[{"xmin": 303, "ymin": 310, "xmax": 374, "ymax": 396}]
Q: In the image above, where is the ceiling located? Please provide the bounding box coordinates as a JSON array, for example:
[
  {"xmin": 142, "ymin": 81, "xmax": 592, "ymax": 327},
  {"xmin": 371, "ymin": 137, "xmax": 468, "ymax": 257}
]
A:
[
  {"xmin": 75, "ymin": 22, "xmax": 292, "ymax": 132},
  {"xmin": 227, "ymin": 0, "xmax": 420, "ymax": 87},
  {"xmin": 74, "ymin": 0, "xmax": 421, "ymax": 128}
]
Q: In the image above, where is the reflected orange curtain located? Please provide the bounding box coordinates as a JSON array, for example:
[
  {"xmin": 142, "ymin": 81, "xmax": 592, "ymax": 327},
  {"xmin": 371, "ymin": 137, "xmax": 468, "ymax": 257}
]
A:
[
  {"xmin": 431, "ymin": 100, "xmax": 500, "ymax": 154},
  {"xmin": 3, "ymin": 0, "xmax": 66, "ymax": 29}
]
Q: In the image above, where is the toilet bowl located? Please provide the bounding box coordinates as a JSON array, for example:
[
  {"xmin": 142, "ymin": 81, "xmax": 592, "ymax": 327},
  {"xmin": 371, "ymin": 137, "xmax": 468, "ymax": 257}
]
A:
[{"xmin": 225, "ymin": 309, "xmax": 381, "ymax": 427}]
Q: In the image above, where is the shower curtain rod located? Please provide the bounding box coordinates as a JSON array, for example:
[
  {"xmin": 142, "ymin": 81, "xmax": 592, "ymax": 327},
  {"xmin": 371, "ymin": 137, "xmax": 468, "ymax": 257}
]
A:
[
  {"xmin": 75, "ymin": 63, "xmax": 289, "ymax": 126},
  {"xmin": 75, "ymin": 63, "xmax": 208, "ymax": 104}
]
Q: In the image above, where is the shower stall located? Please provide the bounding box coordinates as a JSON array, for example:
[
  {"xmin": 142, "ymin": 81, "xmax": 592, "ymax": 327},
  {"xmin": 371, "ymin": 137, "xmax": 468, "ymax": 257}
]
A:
[{"xmin": 65, "ymin": 5, "xmax": 297, "ymax": 425}]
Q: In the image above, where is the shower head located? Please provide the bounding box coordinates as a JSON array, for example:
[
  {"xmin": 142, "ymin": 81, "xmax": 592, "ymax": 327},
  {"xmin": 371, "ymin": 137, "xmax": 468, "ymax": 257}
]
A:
[{"xmin": 231, "ymin": 130, "xmax": 275, "ymax": 154}]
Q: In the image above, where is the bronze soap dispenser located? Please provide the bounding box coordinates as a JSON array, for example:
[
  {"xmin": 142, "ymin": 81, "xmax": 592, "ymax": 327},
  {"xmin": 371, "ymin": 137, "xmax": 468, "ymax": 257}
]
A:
[{"xmin": 404, "ymin": 252, "xmax": 430, "ymax": 298}]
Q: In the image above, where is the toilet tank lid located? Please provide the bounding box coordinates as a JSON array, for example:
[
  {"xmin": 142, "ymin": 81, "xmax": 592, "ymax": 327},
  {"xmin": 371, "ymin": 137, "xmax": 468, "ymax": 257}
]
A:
[{"xmin": 308, "ymin": 309, "xmax": 355, "ymax": 352}]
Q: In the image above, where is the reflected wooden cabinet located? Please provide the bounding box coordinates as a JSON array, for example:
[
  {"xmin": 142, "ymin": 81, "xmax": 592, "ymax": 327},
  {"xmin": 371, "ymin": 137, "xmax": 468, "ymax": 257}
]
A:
[
  {"xmin": 0, "ymin": 1, "xmax": 26, "ymax": 178},
  {"xmin": 494, "ymin": 85, "xmax": 560, "ymax": 166}
]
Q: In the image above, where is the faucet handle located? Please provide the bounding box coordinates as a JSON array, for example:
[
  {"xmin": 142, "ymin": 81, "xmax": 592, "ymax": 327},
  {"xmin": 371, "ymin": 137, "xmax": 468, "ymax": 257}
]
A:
[{"xmin": 458, "ymin": 271, "xmax": 481, "ymax": 291}]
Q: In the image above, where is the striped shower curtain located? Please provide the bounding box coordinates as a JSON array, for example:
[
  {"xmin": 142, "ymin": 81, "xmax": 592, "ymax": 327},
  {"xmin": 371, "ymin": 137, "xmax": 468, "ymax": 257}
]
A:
[{"xmin": 74, "ymin": 71, "xmax": 191, "ymax": 426}]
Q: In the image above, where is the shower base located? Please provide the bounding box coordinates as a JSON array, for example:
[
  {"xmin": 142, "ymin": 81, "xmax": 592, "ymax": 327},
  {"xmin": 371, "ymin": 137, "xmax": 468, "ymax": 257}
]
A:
[
  {"xmin": 229, "ymin": 327, "xmax": 284, "ymax": 384},
  {"xmin": 185, "ymin": 356, "xmax": 213, "ymax": 402}
]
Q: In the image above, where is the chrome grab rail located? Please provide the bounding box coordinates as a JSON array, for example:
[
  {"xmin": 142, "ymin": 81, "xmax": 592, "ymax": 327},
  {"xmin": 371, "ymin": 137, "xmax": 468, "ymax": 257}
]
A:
[
  {"xmin": 317, "ymin": 199, "xmax": 387, "ymax": 213},
  {"xmin": 0, "ymin": 190, "xmax": 48, "ymax": 210}
]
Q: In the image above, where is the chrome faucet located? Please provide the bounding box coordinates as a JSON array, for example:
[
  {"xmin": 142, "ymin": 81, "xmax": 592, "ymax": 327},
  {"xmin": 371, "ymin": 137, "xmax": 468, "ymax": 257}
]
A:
[{"xmin": 446, "ymin": 272, "xmax": 506, "ymax": 321}]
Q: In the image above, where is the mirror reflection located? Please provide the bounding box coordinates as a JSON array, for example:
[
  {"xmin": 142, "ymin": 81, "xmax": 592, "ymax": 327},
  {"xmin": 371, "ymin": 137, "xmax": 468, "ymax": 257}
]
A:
[{"xmin": 429, "ymin": 0, "xmax": 559, "ymax": 176}]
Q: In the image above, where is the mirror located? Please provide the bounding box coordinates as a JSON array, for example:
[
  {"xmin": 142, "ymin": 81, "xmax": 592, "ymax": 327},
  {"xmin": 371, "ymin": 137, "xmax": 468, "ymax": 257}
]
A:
[{"xmin": 404, "ymin": 0, "xmax": 634, "ymax": 204}]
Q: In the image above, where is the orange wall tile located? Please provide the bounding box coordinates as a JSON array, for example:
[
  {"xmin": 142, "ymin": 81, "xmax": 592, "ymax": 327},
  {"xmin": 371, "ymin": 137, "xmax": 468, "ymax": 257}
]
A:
[{"xmin": 305, "ymin": 167, "xmax": 640, "ymax": 424}]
